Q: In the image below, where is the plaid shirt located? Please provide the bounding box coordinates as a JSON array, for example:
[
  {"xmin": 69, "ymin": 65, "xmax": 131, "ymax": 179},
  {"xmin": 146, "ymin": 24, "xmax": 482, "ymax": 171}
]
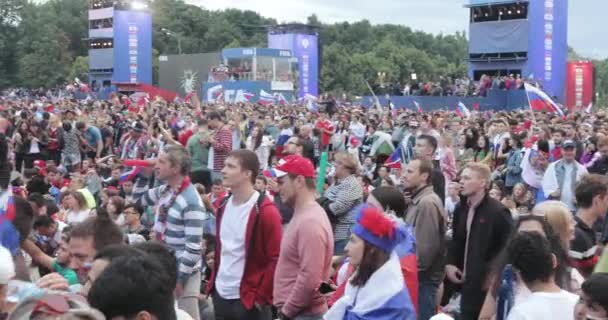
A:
[
  {"xmin": 212, "ymin": 126, "xmax": 232, "ymax": 172},
  {"xmin": 324, "ymin": 175, "xmax": 363, "ymax": 241}
]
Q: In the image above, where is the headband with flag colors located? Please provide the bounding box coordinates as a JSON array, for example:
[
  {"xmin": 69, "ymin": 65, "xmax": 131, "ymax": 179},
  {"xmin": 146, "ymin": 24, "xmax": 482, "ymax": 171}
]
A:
[
  {"xmin": 351, "ymin": 204, "xmax": 406, "ymax": 253},
  {"xmin": 119, "ymin": 167, "xmax": 142, "ymax": 184},
  {"xmin": 524, "ymin": 83, "xmax": 565, "ymax": 116}
]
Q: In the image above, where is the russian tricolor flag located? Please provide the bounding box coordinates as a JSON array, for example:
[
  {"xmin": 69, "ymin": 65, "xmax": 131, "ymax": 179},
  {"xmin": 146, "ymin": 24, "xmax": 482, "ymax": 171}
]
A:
[
  {"xmin": 385, "ymin": 147, "xmax": 402, "ymax": 169},
  {"xmin": 413, "ymin": 101, "xmax": 422, "ymax": 113},
  {"xmin": 258, "ymin": 90, "xmax": 276, "ymax": 105},
  {"xmin": 119, "ymin": 167, "xmax": 142, "ymax": 184},
  {"xmin": 0, "ymin": 187, "xmax": 19, "ymax": 254},
  {"xmin": 524, "ymin": 83, "xmax": 565, "ymax": 116},
  {"xmin": 243, "ymin": 91, "xmax": 255, "ymax": 101},
  {"xmin": 456, "ymin": 102, "xmax": 471, "ymax": 118}
]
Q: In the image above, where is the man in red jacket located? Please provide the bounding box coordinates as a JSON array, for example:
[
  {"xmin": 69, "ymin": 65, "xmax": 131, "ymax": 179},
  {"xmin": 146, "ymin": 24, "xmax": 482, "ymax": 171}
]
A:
[{"xmin": 207, "ymin": 149, "xmax": 282, "ymax": 320}]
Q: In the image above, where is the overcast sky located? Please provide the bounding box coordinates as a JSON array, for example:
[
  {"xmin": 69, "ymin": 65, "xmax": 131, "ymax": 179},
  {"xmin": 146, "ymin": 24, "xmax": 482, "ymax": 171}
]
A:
[{"xmin": 188, "ymin": 0, "xmax": 607, "ymax": 59}]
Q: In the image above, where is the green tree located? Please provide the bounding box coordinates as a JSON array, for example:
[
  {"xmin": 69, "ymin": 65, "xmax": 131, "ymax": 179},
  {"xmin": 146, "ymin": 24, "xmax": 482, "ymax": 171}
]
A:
[{"xmin": 68, "ymin": 56, "xmax": 89, "ymax": 82}]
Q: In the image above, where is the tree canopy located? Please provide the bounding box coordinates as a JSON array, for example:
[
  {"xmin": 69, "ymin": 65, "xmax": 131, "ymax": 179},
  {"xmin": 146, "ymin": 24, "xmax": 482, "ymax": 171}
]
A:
[{"xmin": 0, "ymin": 0, "xmax": 606, "ymax": 103}]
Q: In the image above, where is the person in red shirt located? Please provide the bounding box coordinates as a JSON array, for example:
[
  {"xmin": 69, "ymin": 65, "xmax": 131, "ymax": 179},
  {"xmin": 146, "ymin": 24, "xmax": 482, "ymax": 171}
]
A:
[{"xmin": 315, "ymin": 111, "xmax": 334, "ymax": 151}]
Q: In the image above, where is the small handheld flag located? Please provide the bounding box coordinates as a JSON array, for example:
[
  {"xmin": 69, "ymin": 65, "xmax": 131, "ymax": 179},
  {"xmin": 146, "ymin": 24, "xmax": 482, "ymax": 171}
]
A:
[{"xmin": 385, "ymin": 147, "xmax": 403, "ymax": 169}]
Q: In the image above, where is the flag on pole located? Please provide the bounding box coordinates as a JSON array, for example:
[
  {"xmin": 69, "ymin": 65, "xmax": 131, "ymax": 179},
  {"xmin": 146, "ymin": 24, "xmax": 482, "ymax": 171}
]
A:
[
  {"xmin": 184, "ymin": 91, "xmax": 195, "ymax": 102},
  {"xmin": 457, "ymin": 102, "xmax": 471, "ymax": 118},
  {"xmin": 585, "ymin": 102, "xmax": 593, "ymax": 114},
  {"xmin": 243, "ymin": 91, "xmax": 255, "ymax": 101},
  {"xmin": 277, "ymin": 93, "xmax": 288, "ymax": 105},
  {"xmin": 385, "ymin": 147, "xmax": 403, "ymax": 169},
  {"xmin": 258, "ymin": 90, "xmax": 276, "ymax": 105},
  {"xmin": 524, "ymin": 83, "xmax": 565, "ymax": 116},
  {"xmin": 414, "ymin": 101, "xmax": 422, "ymax": 113},
  {"xmin": 303, "ymin": 94, "xmax": 318, "ymax": 112}
]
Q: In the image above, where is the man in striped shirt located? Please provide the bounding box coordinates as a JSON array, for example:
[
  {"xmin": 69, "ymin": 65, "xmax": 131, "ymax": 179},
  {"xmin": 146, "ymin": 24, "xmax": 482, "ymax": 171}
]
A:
[
  {"xmin": 134, "ymin": 144, "xmax": 206, "ymax": 320},
  {"xmin": 571, "ymin": 174, "xmax": 608, "ymax": 278}
]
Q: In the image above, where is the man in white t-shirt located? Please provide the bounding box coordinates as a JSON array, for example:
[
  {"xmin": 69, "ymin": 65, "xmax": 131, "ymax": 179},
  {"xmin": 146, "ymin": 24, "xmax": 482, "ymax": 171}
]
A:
[
  {"xmin": 506, "ymin": 232, "xmax": 578, "ymax": 320},
  {"xmin": 206, "ymin": 149, "xmax": 282, "ymax": 320}
]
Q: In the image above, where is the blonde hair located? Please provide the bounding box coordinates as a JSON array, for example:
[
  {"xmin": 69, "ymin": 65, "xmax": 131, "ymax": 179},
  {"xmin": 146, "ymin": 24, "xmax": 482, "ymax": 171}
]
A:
[
  {"xmin": 465, "ymin": 162, "xmax": 491, "ymax": 187},
  {"xmin": 334, "ymin": 152, "xmax": 360, "ymax": 175},
  {"xmin": 532, "ymin": 200, "xmax": 572, "ymax": 249}
]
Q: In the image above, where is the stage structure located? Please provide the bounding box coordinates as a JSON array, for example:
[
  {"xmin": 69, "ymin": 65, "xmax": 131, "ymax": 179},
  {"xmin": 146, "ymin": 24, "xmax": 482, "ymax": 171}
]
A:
[
  {"xmin": 201, "ymin": 48, "xmax": 298, "ymax": 103},
  {"xmin": 268, "ymin": 24, "xmax": 320, "ymax": 98},
  {"xmin": 566, "ymin": 61, "xmax": 594, "ymax": 111},
  {"xmin": 87, "ymin": 0, "xmax": 152, "ymax": 91},
  {"xmin": 465, "ymin": 0, "xmax": 568, "ymax": 100}
]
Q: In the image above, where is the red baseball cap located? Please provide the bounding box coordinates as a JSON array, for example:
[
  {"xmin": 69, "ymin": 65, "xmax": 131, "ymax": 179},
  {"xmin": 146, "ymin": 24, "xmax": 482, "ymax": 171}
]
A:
[{"xmin": 272, "ymin": 155, "xmax": 316, "ymax": 178}]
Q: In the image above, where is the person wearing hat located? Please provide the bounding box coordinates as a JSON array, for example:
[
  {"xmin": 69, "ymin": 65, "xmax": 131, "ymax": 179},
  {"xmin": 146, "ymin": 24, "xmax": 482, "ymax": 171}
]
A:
[
  {"xmin": 119, "ymin": 121, "xmax": 148, "ymax": 160},
  {"xmin": 272, "ymin": 155, "xmax": 334, "ymax": 320},
  {"xmin": 324, "ymin": 204, "xmax": 416, "ymax": 320},
  {"xmin": 542, "ymin": 139, "xmax": 588, "ymax": 212}
]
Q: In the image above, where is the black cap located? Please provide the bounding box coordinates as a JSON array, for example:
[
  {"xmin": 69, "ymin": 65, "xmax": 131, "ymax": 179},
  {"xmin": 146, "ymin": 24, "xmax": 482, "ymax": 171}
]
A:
[{"xmin": 563, "ymin": 140, "xmax": 576, "ymax": 149}]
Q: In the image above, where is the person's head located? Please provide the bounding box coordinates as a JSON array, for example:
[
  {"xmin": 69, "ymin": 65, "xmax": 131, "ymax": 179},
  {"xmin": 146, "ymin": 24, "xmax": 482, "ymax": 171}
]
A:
[
  {"xmin": 222, "ymin": 149, "xmax": 260, "ymax": 188},
  {"xmin": 400, "ymin": 159, "xmax": 433, "ymax": 191},
  {"xmin": 347, "ymin": 205, "xmax": 405, "ymax": 287},
  {"xmin": 367, "ymin": 186, "xmax": 407, "ymax": 218},
  {"xmin": 576, "ymin": 273, "xmax": 608, "ymax": 320},
  {"xmin": 75, "ymin": 121, "xmax": 87, "ymax": 133},
  {"xmin": 477, "ymin": 135, "xmax": 489, "ymax": 151},
  {"xmin": 110, "ymin": 167, "xmax": 122, "ymax": 180},
  {"xmin": 363, "ymin": 156, "xmax": 373, "ymax": 166},
  {"xmin": 508, "ymin": 231, "xmax": 557, "ymax": 287},
  {"xmin": 533, "ymin": 201, "xmax": 576, "ymax": 250},
  {"xmin": 283, "ymin": 136, "xmax": 302, "ymax": 155},
  {"xmin": 123, "ymin": 203, "xmax": 144, "ymax": 226},
  {"xmin": 254, "ymin": 176, "xmax": 267, "ymax": 192},
  {"xmin": 334, "ymin": 152, "xmax": 359, "ymax": 179},
  {"xmin": 69, "ymin": 209, "xmax": 124, "ymax": 283},
  {"xmin": 447, "ymin": 181, "xmax": 461, "ymax": 198},
  {"xmin": 211, "ymin": 179, "xmax": 224, "ymax": 195},
  {"xmin": 81, "ymin": 244, "xmax": 144, "ymax": 297},
  {"xmin": 46, "ymin": 166, "xmax": 63, "ymax": 185},
  {"xmin": 27, "ymin": 192, "xmax": 47, "ymax": 216},
  {"xmin": 576, "ymin": 174, "xmax": 608, "ymax": 217},
  {"xmin": 106, "ymin": 196, "xmax": 125, "ymax": 216},
  {"xmin": 377, "ymin": 166, "xmax": 388, "ymax": 178},
  {"xmin": 552, "ymin": 129, "xmax": 565, "ymax": 145},
  {"xmin": 61, "ymin": 191, "xmax": 86, "ymax": 211},
  {"xmin": 274, "ymin": 155, "xmax": 316, "ymax": 207},
  {"xmin": 489, "ymin": 186, "xmax": 503, "ymax": 201},
  {"xmin": 88, "ymin": 255, "xmax": 177, "ymax": 320},
  {"xmin": 512, "ymin": 183, "xmax": 527, "ymax": 199},
  {"xmin": 460, "ymin": 163, "xmax": 491, "ymax": 197},
  {"xmin": 562, "ymin": 140, "xmax": 578, "ymax": 162},
  {"xmin": 9, "ymin": 197, "xmax": 35, "ymax": 251},
  {"xmin": 155, "ymin": 144, "xmax": 191, "ymax": 181},
  {"xmin": 207, "ymin": 111, "xmax": 223, "ymax": 130},
  {"xmin": 55, "ymin": 229, "xmax": 72, "ymax": 265},
  {"xmin": 562, "ymin": 121, "xmax": 576, "ymax": 138},
  {"xmin": 121, "ymin": 180, "xmax": 134, "ymax": 195},
  {"xmin": 509, "ymin": 135, "xmax": 523, "ymax": 149},
  {"xmin": 299, "ymin": 125, "xmax": 311, "ymax": 138},
  {"xmin": 598, "ymin": 136, "xmax": 608, "ymax": 159},
  {"xmin": 132, "ymin": 242, "xmax": 178, "ymax": 289},
  {"xmin": 33, "ymin": 215, "xmax": 58, "ymax": 238},
  {"xmin": 414, "ymin": 134, "xmax": 437, "ymax": 160}
]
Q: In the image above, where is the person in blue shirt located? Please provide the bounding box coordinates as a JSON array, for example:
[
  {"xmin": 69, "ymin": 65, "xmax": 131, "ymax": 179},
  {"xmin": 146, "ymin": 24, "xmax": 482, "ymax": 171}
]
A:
[{"xmin": 76, "ymin": 121, "xmax": 103, "ymax": 160}]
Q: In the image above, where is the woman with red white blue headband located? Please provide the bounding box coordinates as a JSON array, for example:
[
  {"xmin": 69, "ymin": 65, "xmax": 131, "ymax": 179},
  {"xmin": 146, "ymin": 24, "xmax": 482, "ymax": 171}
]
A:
[{"xmin": 324, "ymin": 204, "xmax": 416, "ymax": 320}]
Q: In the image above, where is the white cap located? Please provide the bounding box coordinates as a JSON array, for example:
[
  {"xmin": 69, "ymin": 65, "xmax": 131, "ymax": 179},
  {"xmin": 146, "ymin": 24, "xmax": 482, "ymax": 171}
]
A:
[{"xmin": 0, "ymin": 245, "xmax": 15, "ymax": 284}]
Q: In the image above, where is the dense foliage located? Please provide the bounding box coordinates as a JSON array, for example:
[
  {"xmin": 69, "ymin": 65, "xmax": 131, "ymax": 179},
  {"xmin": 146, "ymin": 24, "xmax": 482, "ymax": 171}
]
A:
[{"xmin": 0, "ymin": 0, "xmax": 606, "ymax": 102}]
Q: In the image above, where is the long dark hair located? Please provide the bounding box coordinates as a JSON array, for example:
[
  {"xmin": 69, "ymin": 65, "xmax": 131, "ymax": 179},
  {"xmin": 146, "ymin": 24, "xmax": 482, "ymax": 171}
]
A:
[
  {"xmin": 464, "ymin": 127, "xmax": 480, "ymax": 150},
  {"xmin": 370, "ymin": 186, "xmax": 406, "ymax": 218},
  {"xmin": 252, "ymin": 124, "xmax": 263, "ymax": 150},
  {"xmin": 350, "ymin": 241, "xmax": 390, "ymax": 287},
  {"xmin": 490, "ymin": 215, "xmax": 571, "ymax": 296},
  {"xmin": 476, "ymin": 135, "xmax": 491, "ymax": 154}
]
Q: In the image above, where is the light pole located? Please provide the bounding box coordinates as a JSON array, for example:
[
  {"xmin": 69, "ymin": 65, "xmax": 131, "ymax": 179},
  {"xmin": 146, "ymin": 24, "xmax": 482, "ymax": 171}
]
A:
[{"xmin": 161, "ymin": 27, "xmax": 182, "ymax": 55}]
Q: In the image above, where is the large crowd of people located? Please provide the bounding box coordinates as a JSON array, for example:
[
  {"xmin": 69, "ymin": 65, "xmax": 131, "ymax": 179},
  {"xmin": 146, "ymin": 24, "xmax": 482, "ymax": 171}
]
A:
[{"xmin": 1, "ymin": 89, "xmax": 608, "ymax": 320}]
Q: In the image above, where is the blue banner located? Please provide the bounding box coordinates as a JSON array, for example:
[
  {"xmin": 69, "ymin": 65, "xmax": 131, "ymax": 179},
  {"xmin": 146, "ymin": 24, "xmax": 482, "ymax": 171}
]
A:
[
  {"xmin": 268, "ymin": 33, "xmax": 319, "ymax": 98},
  {"xmin": 112, "ymin": 10, "xmax": 152, "ymax": 84},
  {"xmin": 527, "ymin": 0, "xmax": 567, "ymax": 100}
]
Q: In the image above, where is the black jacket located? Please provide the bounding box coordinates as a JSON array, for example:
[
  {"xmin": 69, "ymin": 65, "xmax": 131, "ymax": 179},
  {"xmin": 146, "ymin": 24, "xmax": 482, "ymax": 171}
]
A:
[
  {"xmin": 448, "ymin": 193, "xmax": 513, "ymax": 317},
  {"xmin": 588, "ymin": 157, "xmax": 608, "ymax": 175}
]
